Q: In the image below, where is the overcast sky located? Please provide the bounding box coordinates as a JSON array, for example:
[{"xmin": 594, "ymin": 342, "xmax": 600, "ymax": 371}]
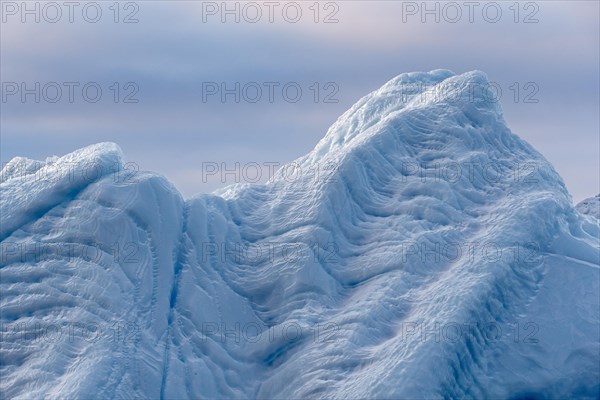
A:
[{"xmin": 1, "ymin": 0, "xmax": 598, "ymax": 202}]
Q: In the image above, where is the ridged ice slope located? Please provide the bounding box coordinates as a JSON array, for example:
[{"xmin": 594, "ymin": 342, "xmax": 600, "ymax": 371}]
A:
[
  {"xmin": 1, "ymin": 70, "xmax": 599, "ymax": 399},
  {"xmin": 577, "ymin": 194, "xmax": 600, "ymax": 219}
]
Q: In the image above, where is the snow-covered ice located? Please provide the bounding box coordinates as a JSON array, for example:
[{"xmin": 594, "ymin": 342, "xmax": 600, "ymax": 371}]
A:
[
  {"xmin": 577, "ymin": 194, "xmax": 600, "ymax": 220},
  {"xmin": 1, "ymin": 70, "xmax": 599, "ymax": 399}
]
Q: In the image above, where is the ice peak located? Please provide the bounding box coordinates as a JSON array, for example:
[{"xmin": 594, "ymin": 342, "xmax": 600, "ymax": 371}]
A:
[
  {"xmin": 66, "ymin": 142, "xmax": 124, "ymax": 166},
  {"xmin": 303, "ymin": 70, "xmax": 506, "ymax": 165},
  {"xmin": 0, "ymin": 142, "xmax": 125, "ymax": 241},
  {"xmin": 379, "ymin": 69, "xmax": 456, "ymax": 90},
  {"xmin": 1, "ymin": 142, "xmax": 124, "ymax": 182},
  {"xmin": 576, "ymin": 194, "xmax": 600, "ymax": 219}
]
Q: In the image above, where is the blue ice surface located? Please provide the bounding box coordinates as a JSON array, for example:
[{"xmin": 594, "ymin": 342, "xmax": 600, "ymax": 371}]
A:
[{"xmin": 1, "ymin": 71, "xmax": 599, "ymax": 399}]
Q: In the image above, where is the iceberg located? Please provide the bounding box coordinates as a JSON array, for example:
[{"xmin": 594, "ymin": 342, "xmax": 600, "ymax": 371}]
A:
[
  {"xmin": 577, "ymin": 194, "xmax": 600, "ymax": 220},
  {"xmin": 1, "ymin": 70, "xmax": 598, "ymax": 399}
]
